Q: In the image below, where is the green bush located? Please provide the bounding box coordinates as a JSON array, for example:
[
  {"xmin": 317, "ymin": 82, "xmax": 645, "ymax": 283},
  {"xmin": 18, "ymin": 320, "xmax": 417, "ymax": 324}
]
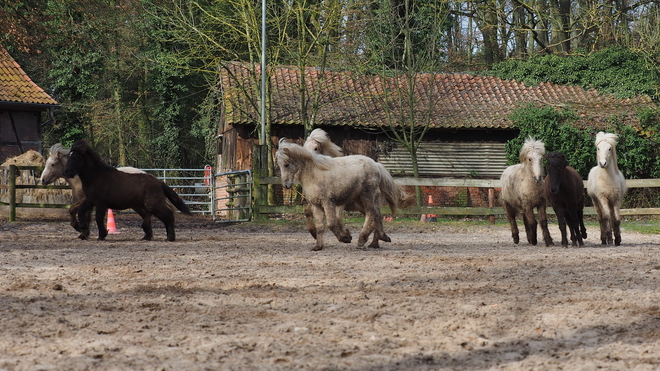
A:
[{"xmin": 507, "ymin": 104, "xmax": 660, "ymax": 180}]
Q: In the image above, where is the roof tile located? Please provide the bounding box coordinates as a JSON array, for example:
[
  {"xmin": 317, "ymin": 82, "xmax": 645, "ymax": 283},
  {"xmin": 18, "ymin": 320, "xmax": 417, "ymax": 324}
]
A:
[
  {"xmin": 220, "ymin": 63, "xmax": 653, "ymax": 130},
  {"xmin": 0, "ymin": 45, "xmax": 57, "ymax": 106}
]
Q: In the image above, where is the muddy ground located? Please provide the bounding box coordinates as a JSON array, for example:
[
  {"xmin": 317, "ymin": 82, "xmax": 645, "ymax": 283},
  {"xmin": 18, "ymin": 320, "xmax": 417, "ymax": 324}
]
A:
[{"xmin": 1, "ymin": 210, "xmax": 660, "ymax": 370}]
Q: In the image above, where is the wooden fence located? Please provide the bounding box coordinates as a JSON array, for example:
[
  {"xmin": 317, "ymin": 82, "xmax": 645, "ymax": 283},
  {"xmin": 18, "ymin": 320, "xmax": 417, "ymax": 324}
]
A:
[
  {"xmin": 255, "ymin": 176, "xmax": 660, "ymax": 218},
  {"xmin": 0, "ymin": 165, "xmax": 70, "ymax": 221},
  {"xmin": 4, "ymin": 164, "xmax": 660, "ymax": 222}
]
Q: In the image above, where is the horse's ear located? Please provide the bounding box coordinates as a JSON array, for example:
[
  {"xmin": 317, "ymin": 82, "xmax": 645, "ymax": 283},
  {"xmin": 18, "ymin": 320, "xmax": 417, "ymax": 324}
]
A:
[{"xmin": 278, "ymin": 138, "xmax": 287, "ymax": 147}]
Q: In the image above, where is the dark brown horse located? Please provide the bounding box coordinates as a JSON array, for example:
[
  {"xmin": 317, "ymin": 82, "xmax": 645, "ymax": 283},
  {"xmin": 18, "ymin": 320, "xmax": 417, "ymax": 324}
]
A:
[
  {"xmin": 544, "ymin": 151, "xmax": 587, "ymax": 247},
  {"xmin": 63, "ymin": 139, "xmax": 192, "ymax": 241}
]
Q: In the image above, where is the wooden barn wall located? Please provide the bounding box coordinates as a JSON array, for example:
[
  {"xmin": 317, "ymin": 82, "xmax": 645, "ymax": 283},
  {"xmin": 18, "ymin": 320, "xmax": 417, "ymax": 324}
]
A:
[
  {"xmin": 0, "ymin": 110, "xmax": 42, "ymax": 163},
  {"xmin": 218, "ymin": 124, "xmax": 517, "ymax": 178}
]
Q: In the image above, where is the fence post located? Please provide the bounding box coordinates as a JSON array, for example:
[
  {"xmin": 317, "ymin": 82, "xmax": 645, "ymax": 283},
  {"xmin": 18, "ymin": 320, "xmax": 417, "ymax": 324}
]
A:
[
  {"xmin": 488, "ymin": 188, "xmax": 495, "ymax": 225},
  {"xmin": 9, "ymin": 164, "xmax": 16, "ymax": 222},
  {"xmin": 252, "ymin": 144, "xmax": 269, "ymax": 221}
]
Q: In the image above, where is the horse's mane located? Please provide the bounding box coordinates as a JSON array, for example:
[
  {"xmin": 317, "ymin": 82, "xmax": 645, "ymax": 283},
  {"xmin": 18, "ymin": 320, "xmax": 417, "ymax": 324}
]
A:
[
  {"xmin": 49, "ymin": 143, "xmax": 69, "ymax": 157},
  {"xmin": 546, "ymin": 151, "xmax": 567, "ymax": 168},
  {"xmin": 595, "ymin": 131, "xmax": 619, "ymax": 147},
  {"xmin": 72, "ymin": 140, "xmax": 115, "ymax": 171},
  {"xmin": 519, "ymin": 136, "xmax": 545, "ymax": 162},
  {"xmin": 279, "ymin": 140, "xmax": 333, "ymax": 170},
  {"xmin": 304, "ymin": 128, "xmax": 343, "ymax": 157}
]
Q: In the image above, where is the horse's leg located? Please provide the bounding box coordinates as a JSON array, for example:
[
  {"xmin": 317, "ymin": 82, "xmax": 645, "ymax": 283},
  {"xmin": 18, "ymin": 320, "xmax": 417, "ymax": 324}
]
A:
[
  {"xmin": 153, "ymin": 205, "xmax": 176, "ymax": 242},
  {"xmin": 304, "ymin": 203, "xmax": 317, "ymax": 240},
  {"xmin": 134, "ymin": 207, "xmax": 153, "ymax": 241},
  {"xmin": 335, "ymin": 206, "xmax": 351, "ymax": 242},
  {"xmin": 368, "ymin": 209, "xmax": 386, "ymax": 249},
  {"xmin": 612, "ymin": 202, "xmax": 623, "ymax": 246},
  {"xmin": 503, "ymin": 202, "xmax": 520, "ymax": 244},
  {"xmin": 567, "ymin": 210, "xmax": 584, "ymax": 247},
  {"xmin": 311, "ymin": 204, "xmax": 326, "ymax": 251},
  {"xmin": 591, "ymin": 197, "xmax": 608, "ymax": 245},
  {"xmin": 358, "ymin": 199, "xmax": 382, "ymax": 248},
  {"xmin": 599, "ymin": 197, "xmax": 614, "ymax": 244},
  {"xmin": 325, "ymin": 203, "xmax": 351, "ymax": 244},
  {"xmin": 352, "ymin": 199, "xmax": 387, "ymax": 246},
  {"xmin": 537, "ymin": 205, "xmax": 554, "ymax": 247},
  {"xmin": 69, "ymin": 199, "xmax": 82, "ymax": 231},
  {"xmin": 522, "ymin": 207, "xmax": 538, "ymax": 245},
  {"xmin": 578, "ymin": 202, "xmax": 587, "ymax": 240},
  {"xmin": 76, "ymin": 200, "xmax": 94, "ymax": 240},
  {"xmin": 95, "ymin": 205, "xmax": 109, "ymax": 241},
  {"xmin": 556, "ymin": 210, "xmax": 569, "ymax": 248}
]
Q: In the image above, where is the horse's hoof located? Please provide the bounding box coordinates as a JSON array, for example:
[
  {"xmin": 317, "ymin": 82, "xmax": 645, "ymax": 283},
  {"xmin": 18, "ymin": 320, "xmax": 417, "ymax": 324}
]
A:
[
  {"xmin": 512, "ymin": 236, "xmax": 520, "ymax": 244},
  {"xmin": 339, "ymin": 235, "xmax": 352, "ymax": 243},
  {"xmin": 368, "ymin": 242, "xmax": 381, "ymax": 248},
  {"xmin": 380, "ymin": 234, "xmax": 391, "ymax": 243},
  {"xmin": 311, "ymin": 245, "xmax": 323, "ymax": 251},
  {"xmin": 142, "ymin": 236, "xmax": 153, "ymax": 241}
]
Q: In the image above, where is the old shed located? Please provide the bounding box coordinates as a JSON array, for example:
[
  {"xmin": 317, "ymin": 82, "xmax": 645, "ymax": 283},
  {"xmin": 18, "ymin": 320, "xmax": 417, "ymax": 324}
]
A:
[
  {"xmin": 0, "ymin": 45, "xmax": 58, "ymax": 163},
  {"xmin": 217, "ymin": 63, "xmax": 651, "ymax": 178}
]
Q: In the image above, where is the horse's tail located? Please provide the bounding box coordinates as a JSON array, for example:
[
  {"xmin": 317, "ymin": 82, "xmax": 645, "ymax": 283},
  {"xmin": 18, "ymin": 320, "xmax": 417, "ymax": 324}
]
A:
[
  {"xmin": 377, "ymin": 163, "xmax": 409, "ymax": 214},
  {"xmin": 162, "ymin": 183, "xmax": 193, "ymax": 216}
]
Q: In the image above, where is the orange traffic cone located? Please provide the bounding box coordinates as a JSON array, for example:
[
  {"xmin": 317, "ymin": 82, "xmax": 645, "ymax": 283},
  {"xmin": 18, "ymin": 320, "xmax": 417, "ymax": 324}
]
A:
[
  {"xmin": 107, "ymin": 209, "xmax": 120, "ymax": 234},
  {"xmin": 427, "ymin": 195, "xmax": 437, "ymax": 222}
]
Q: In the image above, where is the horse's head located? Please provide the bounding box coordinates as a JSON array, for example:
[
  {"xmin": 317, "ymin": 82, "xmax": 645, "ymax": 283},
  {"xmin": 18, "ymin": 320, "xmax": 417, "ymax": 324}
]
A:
[
  {"xmin": 40, "ymin": 143, "xmax": 70, "ymax": 184},
  {"xmin": 275, "ymin": 138, "xmax": 314, "ymax": 189},
  {"xmin": 520, "ymin": 137, "xmax": 545, "ymax": 183},
  {"xmin": 545, "ymin": 151, "xmax": 568, "ymax": 194},
  {"xmin": 63, "ymin": 140, "xmax": 89, "ymax": 178},
  {"xmin": 276, "ymin": 139, "xmax": 300, "ymax": 189},
  {"xmin": 595, "ymin": 131, "xmax": 619, "ymax": 169}
]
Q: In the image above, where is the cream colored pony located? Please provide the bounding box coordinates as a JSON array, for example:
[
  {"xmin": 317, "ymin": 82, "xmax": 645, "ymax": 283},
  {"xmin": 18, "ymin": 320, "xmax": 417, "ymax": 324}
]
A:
[
  {"xmin": 277, "ymin": 139, "xmax": 401, "ymax": 251},
  {"xmin": 500, "ymin": 137, "xmax": 553, "ymax": 246},
  {"xmin": 587, "ymin": 132, "xmax": 627, "ymax": 245},
  {"xmin": 303, "ymin": 128, "xmax": 405, "ymax": 248}
]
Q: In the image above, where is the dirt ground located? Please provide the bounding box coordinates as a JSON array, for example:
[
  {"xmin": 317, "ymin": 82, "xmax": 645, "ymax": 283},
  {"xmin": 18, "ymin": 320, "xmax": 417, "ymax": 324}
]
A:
[{"xmin": 2, "ymin": 210, "xmax": 660, "ymax": 371}]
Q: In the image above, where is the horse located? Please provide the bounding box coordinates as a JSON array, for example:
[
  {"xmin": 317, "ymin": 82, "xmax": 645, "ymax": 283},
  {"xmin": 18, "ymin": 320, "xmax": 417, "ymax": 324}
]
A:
[
  {"xmin": 586, "ymin": 132, "xmax": 627, "ymax": 246},
  {"xmin": 63, "ymin": 139, "xmax": 192, "ymax": 241},
  {"xmin": 500, "ymin": 137, "xmax": 553, "ymax": 246},
  {"xmin": 544, "ymin": 151, "xmax": 587, "ymax": 248},
  {"xmin": 40, "ymin": 143, "xmax": 145, "ymax": 233},
  {"xmin": 303, "ymin": 128, "xmax": 406, "ymax": 248},
  {"xmin": 277, "ymin": 139, "xmax": 400, "ymax": 251}
]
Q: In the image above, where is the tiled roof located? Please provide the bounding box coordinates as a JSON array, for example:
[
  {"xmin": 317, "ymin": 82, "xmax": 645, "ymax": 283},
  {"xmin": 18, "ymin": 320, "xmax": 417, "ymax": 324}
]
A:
[
  {"xmin": 220, "ymin": 63, "xmax": 653, "ymax": 130},
  {"xmin": 0, "ymin": 45, "xmax": 58, "ymax": 106}
]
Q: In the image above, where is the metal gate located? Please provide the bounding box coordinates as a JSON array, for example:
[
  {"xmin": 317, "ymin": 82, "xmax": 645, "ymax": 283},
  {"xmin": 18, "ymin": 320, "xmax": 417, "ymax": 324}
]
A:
[
  {"xmin": 212, "ymin": 170, "xmax": 253, "ymax": 222},
  {"xmin": 143, "ymin": 166, "xmax": 214, "ymax": 215}
]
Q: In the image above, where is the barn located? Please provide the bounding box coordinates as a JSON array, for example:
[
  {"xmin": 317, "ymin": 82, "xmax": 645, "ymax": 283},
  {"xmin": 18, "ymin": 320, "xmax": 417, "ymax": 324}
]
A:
[
  {"xmin": 0, "ymin": 45, "xmax": 59, "ymax": 164},
  {"xmin": 216, "ymin": 63, "xmax": 650, "ymax": 181}
]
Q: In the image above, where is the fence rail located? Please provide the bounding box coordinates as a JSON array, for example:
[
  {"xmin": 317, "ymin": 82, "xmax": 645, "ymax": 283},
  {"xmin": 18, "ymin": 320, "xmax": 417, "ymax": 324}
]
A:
[
  {"xmin": 1, "ymin": 165, "xmax": 214, "ymax": 221},
  {"xmin": 256, "ymin": 176, "xmax": 660, "ymax": 217},
  {"xmin": 4, "ymin": 164, "xmax": 660, "ymax": 222}
]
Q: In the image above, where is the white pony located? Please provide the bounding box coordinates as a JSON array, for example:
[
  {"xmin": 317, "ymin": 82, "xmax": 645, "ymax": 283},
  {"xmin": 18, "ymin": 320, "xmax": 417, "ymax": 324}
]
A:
[
  {"xmin": 500, "ymin": 137, "xmax": 554, "ymax": 246},
  {"xmin": 277, "ymin": 139, "xmax": 401, "ymax": 251},
  {"xmin": 40, "ymin": 143, "xmax": 145, "ymax": 232},
  {"xmin": 587, "ymin": 132, "xmax": 627, "ymax": 245},
  {"xmin": 303, "ymin": 128, "xmax": 406, "ymax": 248}
]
